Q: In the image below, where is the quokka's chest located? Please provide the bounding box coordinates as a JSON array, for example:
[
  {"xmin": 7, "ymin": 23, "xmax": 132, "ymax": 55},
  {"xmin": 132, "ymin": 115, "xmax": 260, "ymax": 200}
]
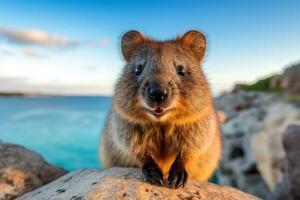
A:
[
  {"xmin": 152, "ymin": 135, "xmax": 178, "ymax": 177},
  {"xmin": 143, "ymin": 127, "xmax": 179, "ymax": 176}
]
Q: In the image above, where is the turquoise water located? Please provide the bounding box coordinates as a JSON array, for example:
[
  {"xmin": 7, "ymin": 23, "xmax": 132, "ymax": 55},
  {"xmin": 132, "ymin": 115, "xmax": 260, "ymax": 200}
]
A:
[{"xmin": 0, "ymin": 96, "xmax": 111, "ymax": 171}]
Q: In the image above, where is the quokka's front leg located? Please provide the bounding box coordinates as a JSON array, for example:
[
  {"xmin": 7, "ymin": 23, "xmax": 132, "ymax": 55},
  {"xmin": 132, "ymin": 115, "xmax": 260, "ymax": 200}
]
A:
[
  {"xmin": 141, "ymin": 155, "xmax": 164, "ymax": 185},
  {"xmin": 167, "ymin": 154, "xmax": 188, "ymax": 188}
]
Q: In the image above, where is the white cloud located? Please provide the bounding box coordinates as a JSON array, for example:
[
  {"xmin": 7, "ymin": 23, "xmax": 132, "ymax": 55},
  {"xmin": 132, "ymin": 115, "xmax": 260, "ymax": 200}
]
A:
[
  {"xmin": 0, "ymin": 27, "xmax": 111, "ymax": 50},
  {"xmin": 0, "ymin": 27, "xmax": 79, "ymax": 48}
]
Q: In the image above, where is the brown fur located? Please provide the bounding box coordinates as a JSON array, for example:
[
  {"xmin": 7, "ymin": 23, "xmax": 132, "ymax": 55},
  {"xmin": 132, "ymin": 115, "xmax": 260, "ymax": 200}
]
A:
[{"xmin": 100, "ymin": 30, "xmax": 222, "ymax": 182}]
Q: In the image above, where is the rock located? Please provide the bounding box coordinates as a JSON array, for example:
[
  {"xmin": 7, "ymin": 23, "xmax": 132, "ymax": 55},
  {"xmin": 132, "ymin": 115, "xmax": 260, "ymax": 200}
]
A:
[
  {"xmin": 267, "ymin": 124, "xmax": 300, "ymax": 200},
  {"xmin": 16, "ymin": 167, "xmax": 260, "ymax": 200},
  {"xmin": 220, "ymin": 107, "xmax": 269, "ymax": 198},
  {"xmin": 0, "ymin": 143, "xmax": 67, "ymax": 200},
  {"xmin": 251, "ymin": 103, "xmax": 300, "ymax": 190},
  {"xmin": 214, "ymin": 90, "xmax": 278, "ymax": 120},
  {"xmin": 215, "ymin": 91, "xmax": 284, "ymax": 198},
  {"xmin": 281, "ymin": 63, "xmax": 300, "ymax": 94},
  {"xmin": 222, "ymin": 107, "xmax": 266, "ymax": 138},
  {"xmin": 216, "ymin": 89, "xmax": 300, "ymax": 198}
]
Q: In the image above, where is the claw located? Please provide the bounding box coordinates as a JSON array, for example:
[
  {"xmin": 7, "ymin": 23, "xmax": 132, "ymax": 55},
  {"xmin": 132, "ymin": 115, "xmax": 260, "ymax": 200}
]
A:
[
  {"xmin": 167, "ymin": 156, "xmax": 188, "ymax": 188},
  {"xmin": 142, "ymin": 157, "xmax": 164, "ymax": 185}
]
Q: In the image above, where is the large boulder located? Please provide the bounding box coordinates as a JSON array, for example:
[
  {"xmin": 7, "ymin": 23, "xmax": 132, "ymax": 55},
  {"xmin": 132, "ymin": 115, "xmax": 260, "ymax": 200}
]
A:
[
  {"xmin": 268, "ymin": 124, "xmax": 300, "ymax": 200},
  {"xmin": 0, "ymin": 142, "xmax": 67, "ymax": 200},
  {"xmin": 16, "ymin": 167, "xmax": 260, "ymax": 200},
  {"xmin": 251, "ymin": 103, "xmax": 300, "ymax": 190},
  {"xmin": 216, "ymin": 90, "xmax": 300, "ymax": 199},
  {"xmin": 216, "ymin": 91, "xmax": 286, "ymax": 198}
]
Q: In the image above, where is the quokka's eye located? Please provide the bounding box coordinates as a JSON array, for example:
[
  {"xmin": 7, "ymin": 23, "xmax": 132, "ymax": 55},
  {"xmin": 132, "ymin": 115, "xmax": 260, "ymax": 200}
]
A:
[
  {"xmin": 176, "ymin": 65, "xmax": 185, "ymax": 76},
  {"xmin": 135, "ymin": 64, "xmax": 143, "ymax": 76}
]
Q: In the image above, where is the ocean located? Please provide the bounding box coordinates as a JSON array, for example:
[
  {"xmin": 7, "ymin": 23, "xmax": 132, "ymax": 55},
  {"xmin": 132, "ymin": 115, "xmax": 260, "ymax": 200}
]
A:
[{"xmin": 0, "ymin": 96, "xmax": 111, "ymax": 171}]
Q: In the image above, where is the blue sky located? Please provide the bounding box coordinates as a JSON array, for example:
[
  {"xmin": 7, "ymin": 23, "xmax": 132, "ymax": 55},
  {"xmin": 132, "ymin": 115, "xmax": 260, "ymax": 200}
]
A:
[{"xmin": 0, "ymin": 0, "xmax": 300, "ymax": 95}]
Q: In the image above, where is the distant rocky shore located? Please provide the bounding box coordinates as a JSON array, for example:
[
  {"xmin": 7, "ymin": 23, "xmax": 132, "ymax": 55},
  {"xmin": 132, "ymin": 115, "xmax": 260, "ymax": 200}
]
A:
[
  {"xmin": 233, "ymin": 62, "xmax": 300, "ymax": 95},
  {"xmin": 0, "ymin": 92, "xmax": 47, "ymax": 97}
]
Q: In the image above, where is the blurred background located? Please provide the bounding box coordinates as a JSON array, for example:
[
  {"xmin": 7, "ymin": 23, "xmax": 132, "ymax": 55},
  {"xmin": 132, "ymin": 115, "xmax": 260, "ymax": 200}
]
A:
[{"xmin": 0, "ymin": 0, "xmax": 300, "ymax": 199}]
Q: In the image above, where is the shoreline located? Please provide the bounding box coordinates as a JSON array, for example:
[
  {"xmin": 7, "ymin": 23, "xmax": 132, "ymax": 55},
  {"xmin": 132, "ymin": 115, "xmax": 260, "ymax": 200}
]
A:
[{"xmin": 0, "ymin": 93, "xmax": 112, "ymax": 98}]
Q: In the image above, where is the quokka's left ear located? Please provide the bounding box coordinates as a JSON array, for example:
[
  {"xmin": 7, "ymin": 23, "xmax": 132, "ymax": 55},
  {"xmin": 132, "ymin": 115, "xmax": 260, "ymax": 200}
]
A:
[
  {"xmin": 121, "ymin": 30, "xmax": 146, "ymax": 61},
  {"xmin": 181, "ymin": 30, "xmax": 206, "ymax": 62}
]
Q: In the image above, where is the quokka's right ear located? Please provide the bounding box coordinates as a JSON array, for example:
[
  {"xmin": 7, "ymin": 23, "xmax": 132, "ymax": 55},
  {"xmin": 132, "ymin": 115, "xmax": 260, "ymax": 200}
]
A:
[
  {"xmin": 121, "ymin": 30, "xmax": 145, "ymax": 61},
  {"xmin": 181, "ymin": 30, "xmax": 206, "ymax": 62}
]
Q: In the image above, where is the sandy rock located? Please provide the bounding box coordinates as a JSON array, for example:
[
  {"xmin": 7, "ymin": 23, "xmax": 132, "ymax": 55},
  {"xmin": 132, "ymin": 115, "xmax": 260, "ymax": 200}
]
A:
[
  {"xmin": 0, "ymin": 142, "xmax": 67, "ymax": 200},
  {"xmin": 16, "ymin": 167, "xmax": 260, "ymax": 200},
  {"xmin": 251, "ymin": 103, "xmax": 300, "ymax": 190}
]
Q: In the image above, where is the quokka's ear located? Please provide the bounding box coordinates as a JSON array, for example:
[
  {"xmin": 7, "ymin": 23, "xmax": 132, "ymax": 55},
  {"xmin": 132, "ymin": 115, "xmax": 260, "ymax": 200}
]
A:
[
  {"xmin": 121, "ymin": 30, "xmax": 145, "ymax": 61},
  {"xmin": 181, "ymin": 30, "xmax": 206, "ymax": 62}
]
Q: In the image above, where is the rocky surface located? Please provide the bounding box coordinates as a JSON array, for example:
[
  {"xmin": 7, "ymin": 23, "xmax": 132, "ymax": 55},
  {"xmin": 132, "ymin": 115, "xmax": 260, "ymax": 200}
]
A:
[
  {"xmin": 0, "ymin": 142, "xmax": 67, "ymax": 200},
  {"xmin": 215, "ymin": 90, "xmax": 300, "ymax": 199},
  {"xmin": 16, "ymin": 167, "xmax": 260, "ymax": 200},
  {"xmin": 219, "ymin": 106, "xmax": 268, "ymax": 197},
  {"xmin": 251, "ymin": 103, "xmax": 300, "ymax": 190},
  {"xmin": 215, "ymin": 90, "xmax": 279, "ymax": 120},
  {"xmin": 216, "ymin": 91, "xmax": 273, "ymax": 198},
  {"xmin": 267, "ymin": 124, "xmax": 300, "ymax": 200}
]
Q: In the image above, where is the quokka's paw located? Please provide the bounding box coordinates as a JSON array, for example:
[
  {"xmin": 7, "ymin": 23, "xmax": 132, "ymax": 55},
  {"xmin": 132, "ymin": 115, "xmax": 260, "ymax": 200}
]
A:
[
  {"xmin": 167, "ymin": 160, "xmax": 188, "ymax": 188},
  {"xmin": 142, "ymin": 158, "xmax": 164, "ymax": 185}
]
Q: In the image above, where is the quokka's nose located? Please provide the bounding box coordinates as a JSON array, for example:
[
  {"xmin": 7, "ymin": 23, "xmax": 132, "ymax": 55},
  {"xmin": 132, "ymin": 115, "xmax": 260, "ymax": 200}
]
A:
[{"xmin": 147, "ymin": 82, "xmax": 168, "ymax": 103}]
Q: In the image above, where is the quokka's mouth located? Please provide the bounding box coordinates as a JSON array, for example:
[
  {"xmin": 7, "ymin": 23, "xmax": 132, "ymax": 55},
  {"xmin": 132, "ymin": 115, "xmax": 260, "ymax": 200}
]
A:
[
  {"xmin": 141, "ymin": 98, "xmax": 173, "ymax": 118},
  {"xmin": 146, "ymin": 106, "xmax": 170, "ymax": 118},
  {"xmin": 154, "ymin": 107, "xmax": 164, "ymax": 115}
]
